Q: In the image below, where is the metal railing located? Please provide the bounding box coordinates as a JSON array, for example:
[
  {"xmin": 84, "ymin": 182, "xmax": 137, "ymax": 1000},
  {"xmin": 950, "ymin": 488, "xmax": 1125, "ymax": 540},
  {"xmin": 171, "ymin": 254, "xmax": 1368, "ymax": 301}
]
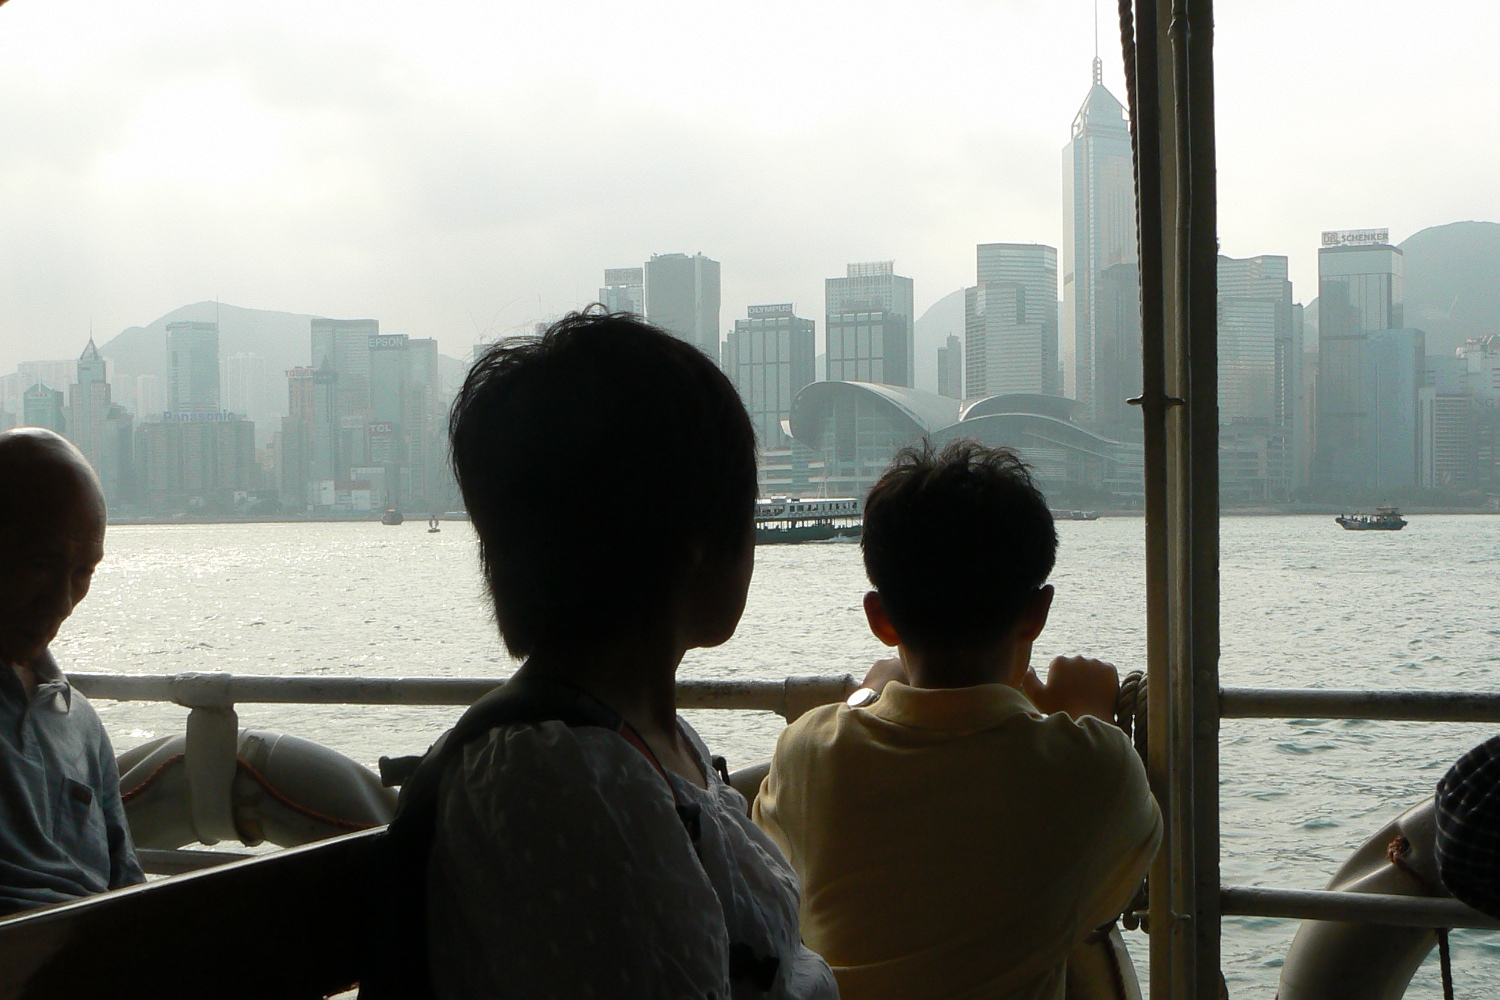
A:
[{"xmin": 73, "ymin": 669, "xmax": 1500, "ymax": 931}]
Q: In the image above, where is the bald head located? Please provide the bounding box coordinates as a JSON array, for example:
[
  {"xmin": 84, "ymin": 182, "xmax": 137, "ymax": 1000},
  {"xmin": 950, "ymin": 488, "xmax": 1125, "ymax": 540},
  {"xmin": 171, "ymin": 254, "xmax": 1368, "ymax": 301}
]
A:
[{"xmin": 0, "ymin": 428, "xmax": 106, "ymax": 667}]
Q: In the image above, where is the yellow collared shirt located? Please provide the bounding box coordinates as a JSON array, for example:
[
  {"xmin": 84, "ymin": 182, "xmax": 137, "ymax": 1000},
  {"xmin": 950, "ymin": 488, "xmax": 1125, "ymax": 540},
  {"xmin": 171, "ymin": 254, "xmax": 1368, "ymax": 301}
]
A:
[{"xmin": 753, "ymin": 681, "xmax": 1161, "ymax": 1000}]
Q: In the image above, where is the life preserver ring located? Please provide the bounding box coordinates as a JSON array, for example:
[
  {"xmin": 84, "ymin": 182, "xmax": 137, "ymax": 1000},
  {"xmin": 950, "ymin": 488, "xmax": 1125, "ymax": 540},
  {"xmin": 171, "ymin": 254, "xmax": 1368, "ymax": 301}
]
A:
[
  {"xmin": 118, "ymin": 729, "xmax": 397, "ymax": 849},
  {"xmin": 1276, "ymin": 799, "xmax": 1451, "ymax": 1000},
  {"xmin": 727, "ymin": 762, "xmax": 1144, "ymax": 1000}
]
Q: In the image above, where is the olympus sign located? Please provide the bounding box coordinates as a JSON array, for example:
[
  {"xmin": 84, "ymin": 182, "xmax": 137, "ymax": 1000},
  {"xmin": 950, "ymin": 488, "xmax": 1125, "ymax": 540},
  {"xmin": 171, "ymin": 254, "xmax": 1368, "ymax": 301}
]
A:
[{"xmin": 1321, "ymin": 229, "xmax": 1389, "ymax": 248}]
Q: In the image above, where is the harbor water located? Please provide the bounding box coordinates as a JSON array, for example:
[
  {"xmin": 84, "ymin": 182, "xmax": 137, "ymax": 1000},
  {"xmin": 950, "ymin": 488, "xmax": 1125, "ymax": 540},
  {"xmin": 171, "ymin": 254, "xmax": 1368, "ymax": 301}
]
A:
[{"xmin": 53, "ymin": 517, "xmax": 1500, "ymax": 997}]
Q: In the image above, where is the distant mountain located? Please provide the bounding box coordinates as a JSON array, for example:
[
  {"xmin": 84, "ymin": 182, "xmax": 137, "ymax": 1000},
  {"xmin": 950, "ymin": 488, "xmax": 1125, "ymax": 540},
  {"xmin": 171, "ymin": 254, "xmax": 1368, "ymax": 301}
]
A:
[
  {"xmin": 1400, "ymin": 221, "xmax": 1500, "ymax": 357},
  {"xmin": 913, "ymin": 288, "xmax": 966, "ymax": 394},
  {"xmin": 98, "ymin": 301, "xmax": 468, "ymax": 431}
]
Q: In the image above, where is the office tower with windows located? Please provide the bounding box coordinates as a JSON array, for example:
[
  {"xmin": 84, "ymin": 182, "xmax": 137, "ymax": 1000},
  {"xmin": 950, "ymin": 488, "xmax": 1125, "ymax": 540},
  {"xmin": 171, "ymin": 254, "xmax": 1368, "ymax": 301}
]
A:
[
  {"xmin": 167, "ymin": 320, "xmax": 221, "ymax": 415},
  {"xmin": 23, "ymin": 383, "xmax": 66, "ymax": 433},
  {"xmin": 1217, "ymin": 254, "xmax": 1297, "ymax": 503},
  {"xmin": 964, "ymin": 243, "xmax": 1059, "ymax": 399},
  {"xmin": 825, "ymin": 261, "xmax": 915, "ymax": 387},
  {"xmin": 136, "ymin": 374, "xmax": 164, "ymax": 419},
  {"xmin": 225, "ymin": 352, "xmax": 270, "ymax": 426},
  {"xmin": 1062, "ymin": 58, "xmax": 1138, "ymax": 425},
  {"xmin": 1314, "ymin": 231, "xmax": 1411, "ymax": 489},
  {"xmin": 65, "ymin": 338, "xmax": 133, "ymax": 504},
  {"xmin": 645, "ymin": 253, "xmax": 721, "ymax": 357},
  {"xmin": 600, "ymin": 267, "xmax": 645, "ymax": 316},
  {"xmin": 937, "ymin": 335, "xmax": 962, "ymax": 400},
  {"xmin": 723, "ymin": 304, "xmax": 816, "ymax": 451}
]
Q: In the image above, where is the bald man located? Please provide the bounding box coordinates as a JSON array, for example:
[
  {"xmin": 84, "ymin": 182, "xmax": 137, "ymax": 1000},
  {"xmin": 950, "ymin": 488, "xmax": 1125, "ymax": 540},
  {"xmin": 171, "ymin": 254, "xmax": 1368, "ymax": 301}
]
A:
[{"xmin": 0, "ymin": 427, "xmax": 143, "ymax": 916}]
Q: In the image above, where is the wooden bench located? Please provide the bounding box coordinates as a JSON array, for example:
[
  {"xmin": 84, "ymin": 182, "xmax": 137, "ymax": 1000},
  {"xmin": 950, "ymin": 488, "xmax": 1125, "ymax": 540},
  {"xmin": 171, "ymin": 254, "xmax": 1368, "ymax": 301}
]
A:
[{"xmin": 0, "ymin": 830, "xmax": 380, "ymax": 1000}]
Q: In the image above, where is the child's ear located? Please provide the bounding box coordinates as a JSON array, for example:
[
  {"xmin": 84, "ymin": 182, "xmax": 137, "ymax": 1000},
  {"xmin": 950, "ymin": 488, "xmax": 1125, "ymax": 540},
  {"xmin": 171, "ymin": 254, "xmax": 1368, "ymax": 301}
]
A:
[
  {"xmin": 863, "ymin": 591, "xmax": 902, "ymax": 647},
  {"xmin": 1016, "ymin": 585, "xmax": 1055, "ymax": 643}
]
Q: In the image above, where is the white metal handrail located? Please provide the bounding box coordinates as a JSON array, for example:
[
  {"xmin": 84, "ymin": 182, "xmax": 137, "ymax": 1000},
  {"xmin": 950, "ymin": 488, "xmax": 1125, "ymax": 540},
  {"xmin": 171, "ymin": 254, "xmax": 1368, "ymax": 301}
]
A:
[
  {"xmin": 70, "ymin": 671, "xmax": 1500, "ymax": 723},
  {"xmin": 75, "ymin": 670, "xmax": 1500, "ymax": 932}
]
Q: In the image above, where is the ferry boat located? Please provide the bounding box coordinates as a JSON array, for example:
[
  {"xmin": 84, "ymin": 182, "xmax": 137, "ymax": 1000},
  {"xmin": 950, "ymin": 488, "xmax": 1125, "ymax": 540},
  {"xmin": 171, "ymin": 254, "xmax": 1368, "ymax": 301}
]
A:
[
  {"xmin": 6, "ymin": 5, "xmax": 1500, "ymax": 1000},
  {"xmin": 1335, "ymin": 506, "xmax": 1407, "ymax": 531},
  {"xmin": 1051, "ymin": 508, "xmax": 1101, "ymax": 521},
  {"xmin": 754, "ymin": 497, "xmax": 861, "ymax": 545}
]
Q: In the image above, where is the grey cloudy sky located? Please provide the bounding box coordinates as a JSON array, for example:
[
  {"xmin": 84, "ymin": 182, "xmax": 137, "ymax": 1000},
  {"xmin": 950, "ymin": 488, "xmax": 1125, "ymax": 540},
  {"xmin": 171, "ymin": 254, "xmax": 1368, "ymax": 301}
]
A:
[{"xmin": 2, "ymin": 0, "xmax": 1497, "ymax": 374}]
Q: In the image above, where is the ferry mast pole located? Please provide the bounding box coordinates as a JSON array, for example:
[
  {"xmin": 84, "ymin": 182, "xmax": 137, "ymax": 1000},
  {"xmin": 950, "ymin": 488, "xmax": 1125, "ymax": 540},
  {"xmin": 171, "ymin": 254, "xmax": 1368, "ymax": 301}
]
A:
[{"xmin": 1125, "ymin": 0, "xmax": 1220, "ymax": 996}]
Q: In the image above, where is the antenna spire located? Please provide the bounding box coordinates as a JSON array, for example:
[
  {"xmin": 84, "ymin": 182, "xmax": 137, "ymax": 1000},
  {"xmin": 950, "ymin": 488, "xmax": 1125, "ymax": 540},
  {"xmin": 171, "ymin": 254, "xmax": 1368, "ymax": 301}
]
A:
[{"xmin": 1092, "ymin": 0, "xmax": 1103, "ymax": 85}]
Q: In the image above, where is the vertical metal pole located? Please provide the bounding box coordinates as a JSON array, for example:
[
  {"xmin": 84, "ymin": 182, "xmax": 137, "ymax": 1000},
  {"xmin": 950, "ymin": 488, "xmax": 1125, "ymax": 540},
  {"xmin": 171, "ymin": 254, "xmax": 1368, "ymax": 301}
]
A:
[
  {"xmin": 1118, "ymin": 1, "xmax": 1173, "ymax": 997},
  {"xmin": 1183, "ymin": 2, "xmax": 1222, "ymax": 996}
]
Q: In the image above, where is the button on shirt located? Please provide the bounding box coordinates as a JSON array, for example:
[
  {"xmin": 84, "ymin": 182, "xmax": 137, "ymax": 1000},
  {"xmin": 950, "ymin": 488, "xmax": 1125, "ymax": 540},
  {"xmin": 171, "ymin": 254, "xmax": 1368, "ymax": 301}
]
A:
[
  {"xmin": 0, "ymin": 650, "xmax": 144, "ymax": 916},
  {"xmin": 753, "ymin": 681, "xmax": 1161, "ymax": 1000},
  {"xmin": 426, "ymin": 717, "xmax": 837, "ymax": 1000}
]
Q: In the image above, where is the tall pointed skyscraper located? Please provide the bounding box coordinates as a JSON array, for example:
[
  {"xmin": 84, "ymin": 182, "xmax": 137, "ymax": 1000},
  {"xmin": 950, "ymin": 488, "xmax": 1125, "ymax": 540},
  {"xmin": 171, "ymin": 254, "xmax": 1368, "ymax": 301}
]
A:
[{"xmin": 1062, "ymin": 57, "xmax": 1139, "ymax": 428}]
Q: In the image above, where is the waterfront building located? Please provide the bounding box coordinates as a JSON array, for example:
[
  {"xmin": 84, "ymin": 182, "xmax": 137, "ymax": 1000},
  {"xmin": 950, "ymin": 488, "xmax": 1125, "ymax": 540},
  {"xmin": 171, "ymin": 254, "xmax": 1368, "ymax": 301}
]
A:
[
  {"xmin": 937, "ymin": 335, "xmax": 962, "ymax": 400},
  {"xmin": 0, "ymin": 409, "xmax": 13, "ymax": 431},
  {"xmin": 167, "ymin": 320, "xmax": 221, "ymax": 415},
  {"xmin": 723, "ymin": 304, "xmax": 816, "ymax": 457},
  {"xmin": 783, "ymin": 380, "xmax": 1139, "ymax": 504},
  {"xmin": 825, "ymin": 261, "xmax": 915, "ymax": 388},
  {"xmin": 65, "ymin": 339, "xmax": 133, "ymax": 505},
  {"xmin": 1062, "ymin": 57, "xmax": 1138, "ymax": 425},
  {"xmin": 644, "ymin": 253, "xmax": 721, "ymax": 358},
  {"xmin": 22, "ymin": 382, "xmax": 65, "ymax": 433},
  {"xmin": 1217, "ymin": 254, "xmax": 1298, "ymax": 504},
  {"xmin": 312, "ymin": 317, "xmax": 378, "ymax": 422},
  {"xmin": 133, "ymin": 414, "xmax": 258, "ymax": 512},
  {"xmin": 1314, "ymin": 230, "xmax": 1412, "ymax": 491},
  {"xmin": 1365, "ymin": 328, "xmax": 1425, "ymax": 491},
  {"xmin": 136, "ymin": 374, "xmax": 164, "ymax": 419},
  {"xmin": 225, "ymin": 352, "xmax": 272, "ymax": 432},
  {"xmin": 2, "ymin": 361, "xmax": 75, "ymax": 418},
  {"xmin": 964, "ymin": 243, "xmax": 1059, "ymax": 399},
  {"xmin": 599, "ymin": 267, "xmax": 645, "ymax": 316}
]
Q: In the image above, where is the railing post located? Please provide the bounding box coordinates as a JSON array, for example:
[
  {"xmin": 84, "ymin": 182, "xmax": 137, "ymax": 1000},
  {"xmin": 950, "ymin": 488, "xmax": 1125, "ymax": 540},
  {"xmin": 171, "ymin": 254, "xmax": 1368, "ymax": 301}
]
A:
[{"xmin": 173, "ymin": 673, "xmax": 241, "ymax": 845}]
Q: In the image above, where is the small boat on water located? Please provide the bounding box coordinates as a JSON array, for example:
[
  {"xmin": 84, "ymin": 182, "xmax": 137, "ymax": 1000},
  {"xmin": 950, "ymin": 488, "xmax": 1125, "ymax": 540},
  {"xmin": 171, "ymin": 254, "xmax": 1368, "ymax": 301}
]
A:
[
  {"xmin": 427, "ymin": 514, "xmax": 441, "ymax": 533},
  {"xmin": 1335, "ymin": 506, "xmax": 1406, "ymax": 531},
  {"xmin": 1050, "ymin": 509, "xmax": 1100, "ymax": 521},
  {"xmin": 755, "ymin": 496, "xmax": 861, "ymax": 545},
  {"xmin": 380, "ymin": 508, "xmax": 404, "ymax": 526}
]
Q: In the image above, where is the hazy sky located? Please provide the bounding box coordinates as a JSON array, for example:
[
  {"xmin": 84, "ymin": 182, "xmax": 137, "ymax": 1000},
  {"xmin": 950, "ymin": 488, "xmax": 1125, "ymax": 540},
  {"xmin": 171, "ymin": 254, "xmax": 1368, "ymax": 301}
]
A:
[{"xmin": 2, "ymin": 0, "xmax": 1497, "ymax": 374}]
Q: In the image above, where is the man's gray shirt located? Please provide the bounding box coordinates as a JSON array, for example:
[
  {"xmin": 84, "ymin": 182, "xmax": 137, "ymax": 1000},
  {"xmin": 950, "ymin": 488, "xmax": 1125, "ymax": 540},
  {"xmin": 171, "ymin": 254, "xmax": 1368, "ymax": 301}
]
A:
[{"xmin": 0, "ymin": 650, "xmax": 144, "ymax": 915}]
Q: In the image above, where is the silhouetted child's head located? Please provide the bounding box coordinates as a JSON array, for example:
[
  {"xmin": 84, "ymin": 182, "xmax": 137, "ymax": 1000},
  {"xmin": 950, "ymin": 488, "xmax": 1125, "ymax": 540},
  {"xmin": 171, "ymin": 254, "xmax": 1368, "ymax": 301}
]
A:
[
  {"xmin": 861, "ymin": 441, "xmax": 1057, "ymax": 667},
  {"xmin": 449, "ymin": 309, "xmax": 758, "ymax": 659}
]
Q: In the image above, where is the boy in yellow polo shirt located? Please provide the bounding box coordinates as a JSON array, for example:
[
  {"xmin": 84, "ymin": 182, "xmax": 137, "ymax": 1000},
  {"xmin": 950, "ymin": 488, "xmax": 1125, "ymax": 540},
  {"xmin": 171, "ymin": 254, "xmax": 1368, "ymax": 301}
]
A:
[{"xmin": 753, "ymin": 441, "xmax": 1161, "ymax": 1000}]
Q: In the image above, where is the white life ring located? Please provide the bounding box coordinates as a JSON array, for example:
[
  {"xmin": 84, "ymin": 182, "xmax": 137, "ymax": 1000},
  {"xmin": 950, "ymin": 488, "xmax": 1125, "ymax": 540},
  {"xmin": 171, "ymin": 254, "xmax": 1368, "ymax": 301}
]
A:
[
  {"xmin": 1277, "ymin": 799, "xmax": 1450, "ymax": 1000},
  {"xmin": 118, "ymin": 729, "xmax": 397, "ymax": 849}
]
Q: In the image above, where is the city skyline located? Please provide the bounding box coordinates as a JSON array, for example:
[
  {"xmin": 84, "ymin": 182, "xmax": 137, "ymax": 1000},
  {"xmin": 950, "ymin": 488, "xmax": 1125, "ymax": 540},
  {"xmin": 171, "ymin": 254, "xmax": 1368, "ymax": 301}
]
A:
[{"xmin": 4, "ymin": 2, "xmax": 1499, "ymax": 376}]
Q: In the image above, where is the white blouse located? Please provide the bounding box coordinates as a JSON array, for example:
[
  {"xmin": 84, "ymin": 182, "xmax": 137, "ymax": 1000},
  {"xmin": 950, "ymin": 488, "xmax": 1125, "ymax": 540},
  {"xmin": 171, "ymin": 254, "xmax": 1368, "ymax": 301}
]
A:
[{"xmin": 426, "ymin": 716, "xmax": 838, "ymax": 1000}]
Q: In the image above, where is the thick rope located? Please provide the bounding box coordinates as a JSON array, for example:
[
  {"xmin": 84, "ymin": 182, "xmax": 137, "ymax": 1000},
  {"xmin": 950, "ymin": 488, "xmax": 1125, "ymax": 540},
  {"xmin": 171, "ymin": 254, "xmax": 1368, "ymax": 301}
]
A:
[
  {"xmin": 1387, "ymin": 835, "xmax": 1455, "ymax": 1000},
  {"xmin": 119, "ymin": 751, "xmax": 186, "ymax": 804}
]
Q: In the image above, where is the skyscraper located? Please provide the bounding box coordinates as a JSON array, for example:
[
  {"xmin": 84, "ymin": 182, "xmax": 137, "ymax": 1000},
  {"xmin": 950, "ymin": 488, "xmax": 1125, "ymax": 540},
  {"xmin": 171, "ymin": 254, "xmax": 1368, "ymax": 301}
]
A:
[
  {"xmin": 723, "ymin": 304, "xmax": 816, "ymax": 450},
  {"xmin": 600, "ymin": 267, "xmax": 645, "ymax": 316},
  {"xmin": 23, "ymin": 383, "xmax": 65, "ymax": 433},
  {"xmin": 825, "ymin": 261, "xmax": 915, "ymax": 387},
  {"xmin": 1062, "ymin": 57, "xmax": 1138, "ymax": 425},
  {"xmin": 311, "ymin": 317, "xmax": 378, "ymax": 419},
  {"xmin": 964, "ymin": 243, "xmax": 1059, "ymax": 399},
  {"xmin": 66, "ymin": 338, "xmax": 133, "ymax": 504},
  {"xmin": 1217, "ymin": 255, "xmax": 1295, "ymax": 425},
  {"xmin": 1314, "ymin": 229, "xmax": 1409, "ymax": 489},
  {"xmin": 225, "ymin": 352, "xmax": 269, "ymax": 425},
  {"xmin": 645, "ymin": 253, "xmax": 721, "ymax": 357},
  {"xmin": 1217, "ymin": 255, "xmax": 1297, "ymax": 503},
  {"xmin": 167, "ymin": 320, "xmax": 221, "ymax": 415},
  {"xmin": 937, "ymin": 335, "xmax": 962, "ymax": 400}
]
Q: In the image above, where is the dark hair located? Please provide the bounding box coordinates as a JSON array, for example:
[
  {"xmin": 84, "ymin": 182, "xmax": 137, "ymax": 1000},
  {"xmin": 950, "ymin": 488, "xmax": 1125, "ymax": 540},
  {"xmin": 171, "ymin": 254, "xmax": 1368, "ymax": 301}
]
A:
[
  {"xmin": 449, "ymin": 308, "xmax": 758, "ymax": 657},
  {"xmin": 861, "ymin": 440, "xmax": 1057, "ymax": 653}
]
